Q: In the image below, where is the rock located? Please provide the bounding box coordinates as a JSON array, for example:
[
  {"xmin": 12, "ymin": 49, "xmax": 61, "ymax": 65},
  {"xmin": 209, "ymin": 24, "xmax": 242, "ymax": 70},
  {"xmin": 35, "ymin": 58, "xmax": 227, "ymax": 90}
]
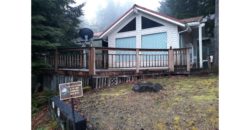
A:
[
  {"xmin": 86, "ymin": 123, "xmax": 94, "ymax": 130},
  {"xmin": 154, "ymin": 83, "xmax": 163, "ymax": 91},
  {"xmin": 132, "ymin": 82, "xmax": 163, "ymax": 92}
]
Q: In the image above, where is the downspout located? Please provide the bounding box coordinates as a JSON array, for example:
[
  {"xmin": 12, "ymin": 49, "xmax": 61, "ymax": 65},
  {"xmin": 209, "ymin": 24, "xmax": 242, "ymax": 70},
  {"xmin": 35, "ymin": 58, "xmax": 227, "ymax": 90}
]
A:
[
  {"xmin": 178, "ymin": 24, "xmax": 191, "ymax": 48},
  {"xmin": 198, "ymin": 23, "xmax": 205, "ymax": 68},
  {"xmin": 179, "ymin": 24, "xmax": 191, "ymax": 34}
]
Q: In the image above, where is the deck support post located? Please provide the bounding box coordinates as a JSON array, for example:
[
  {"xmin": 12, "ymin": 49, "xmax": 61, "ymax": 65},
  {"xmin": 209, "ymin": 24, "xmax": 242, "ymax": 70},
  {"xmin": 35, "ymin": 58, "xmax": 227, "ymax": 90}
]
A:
[
  {"xmin": 186, "ymin": 48, "xmax": 190, "ymax": 72},
  {"xmin": 168, "ymin": 46, "xmax": 174, "ymax": 72},
  {"xmin": 88, "ymin": 47, "xmax": 96, "ymax": 89},
  {"xmin": 136, "ymin": 49, "xmax": 140, "ymax": 73},
  {"xmin": 88, "ymin": 47, "xmax": 96, "ymax": 75},
  {"xmin": 55, "ymin": 48, "xmax": 58, "ymax": 71},
  {"xmin": 208, "ymin": 56, "xmax": 211, "ymax": 72}
]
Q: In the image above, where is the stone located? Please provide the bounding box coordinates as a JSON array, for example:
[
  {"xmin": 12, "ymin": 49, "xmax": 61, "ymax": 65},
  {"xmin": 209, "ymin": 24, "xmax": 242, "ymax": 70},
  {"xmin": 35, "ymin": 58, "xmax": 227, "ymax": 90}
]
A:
[{"xmin": 132, "ymin": 82, "xmax": 163, "ymax": 92}]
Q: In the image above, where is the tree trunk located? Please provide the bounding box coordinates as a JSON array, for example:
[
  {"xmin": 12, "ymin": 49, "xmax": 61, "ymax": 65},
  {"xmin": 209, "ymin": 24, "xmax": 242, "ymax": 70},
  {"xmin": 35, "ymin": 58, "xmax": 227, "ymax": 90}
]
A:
[{"xmin": 213, "ymin": 0, "xmax": 219, "ymax": 72}]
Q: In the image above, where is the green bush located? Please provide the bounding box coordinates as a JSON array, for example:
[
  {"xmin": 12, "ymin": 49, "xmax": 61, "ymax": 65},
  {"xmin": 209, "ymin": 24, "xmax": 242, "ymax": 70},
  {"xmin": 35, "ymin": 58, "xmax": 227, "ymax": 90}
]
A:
[{"xmin": 32, "ymin": 90, "xmax": 56, "ymax": 115}]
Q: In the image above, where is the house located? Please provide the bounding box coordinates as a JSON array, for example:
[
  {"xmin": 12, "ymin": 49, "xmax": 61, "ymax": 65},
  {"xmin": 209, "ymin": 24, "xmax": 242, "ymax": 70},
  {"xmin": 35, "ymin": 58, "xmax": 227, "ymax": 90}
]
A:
[
  {"xmin": 43, "ymin": 4, "xmax": 215, "ymax": 90},
  {"xmin": 96, "ymin": 4, "xmax": 211, "ymax": 68}
]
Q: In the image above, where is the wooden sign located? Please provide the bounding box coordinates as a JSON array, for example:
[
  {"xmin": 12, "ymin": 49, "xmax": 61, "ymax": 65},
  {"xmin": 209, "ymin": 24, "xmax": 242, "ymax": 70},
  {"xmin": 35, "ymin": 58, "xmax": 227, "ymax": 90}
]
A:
[{"xmin": 59, "ymin": 81, "xmax": 83, "ymax": 100}]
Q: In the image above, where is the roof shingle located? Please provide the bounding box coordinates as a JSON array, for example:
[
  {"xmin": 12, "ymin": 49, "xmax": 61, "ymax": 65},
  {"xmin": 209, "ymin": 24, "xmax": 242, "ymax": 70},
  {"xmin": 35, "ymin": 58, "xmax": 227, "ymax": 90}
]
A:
[{"xmin": 180, "ymin": 16, "xmax": 203, "ymax": 23}]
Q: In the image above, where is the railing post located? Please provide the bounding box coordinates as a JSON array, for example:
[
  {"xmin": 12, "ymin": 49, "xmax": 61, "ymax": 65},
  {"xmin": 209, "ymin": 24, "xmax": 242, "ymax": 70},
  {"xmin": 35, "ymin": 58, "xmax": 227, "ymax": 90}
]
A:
[
  {"xmin": 186, "ymin": 48, "xmax": 190, "ymax": 72},
  {"xmin": 88, "ymin": 47, "xmax": 96, "ymax": 89},
  {"xmin": 136, "ymin": 49, "xmax": 140, "ymax": 73},
  {"xmin": 88, "ymin": 47, "xmax": 96, "ymax": 75},
  {"xmin": 79, "ymin": 49, "xmax": 83, "ymax": 68},
  {"xmin": 168, "ymin": 46, "xmax": 174, "ymax": 72},
  {"xmin": 55, "ymin": 48, "xmax": 58, "ymax": 71},
  {"xmin": 208, "ymin": 56, "xmax": 211, "ymax": 71}
]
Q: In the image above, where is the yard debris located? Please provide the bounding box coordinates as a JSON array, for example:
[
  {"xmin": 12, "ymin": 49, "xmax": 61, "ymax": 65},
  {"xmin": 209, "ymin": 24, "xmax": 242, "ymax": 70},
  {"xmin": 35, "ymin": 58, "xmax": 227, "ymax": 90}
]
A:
[{"xmin": 132, "ymin": 82, "xmax": 163, "ymax": 92}]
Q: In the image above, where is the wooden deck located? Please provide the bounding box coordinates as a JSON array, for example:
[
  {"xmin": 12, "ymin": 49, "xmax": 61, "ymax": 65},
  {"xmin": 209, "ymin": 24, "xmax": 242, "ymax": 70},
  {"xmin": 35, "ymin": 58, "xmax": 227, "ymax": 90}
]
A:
[{"xmin": 44, "ymin": 46, "xmax": 192, "ymax": 89}]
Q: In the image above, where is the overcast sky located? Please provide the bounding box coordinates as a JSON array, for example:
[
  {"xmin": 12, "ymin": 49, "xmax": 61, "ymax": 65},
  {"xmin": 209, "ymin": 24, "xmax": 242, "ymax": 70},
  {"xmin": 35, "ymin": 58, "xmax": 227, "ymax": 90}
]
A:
[{"xmin": 75, "ymin": 0, "xmax": 161, "ymax": 23}]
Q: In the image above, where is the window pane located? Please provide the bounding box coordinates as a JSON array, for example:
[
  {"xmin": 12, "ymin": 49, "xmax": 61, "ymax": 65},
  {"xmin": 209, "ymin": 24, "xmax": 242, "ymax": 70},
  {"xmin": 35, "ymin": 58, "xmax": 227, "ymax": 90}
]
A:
[
  {"xmin": 142, "ymin": 16, "xmax": 164, "ymax": 29},
  {"xmin": 118, "ymin": 18, "xmax": 136, "ymax": 33}
]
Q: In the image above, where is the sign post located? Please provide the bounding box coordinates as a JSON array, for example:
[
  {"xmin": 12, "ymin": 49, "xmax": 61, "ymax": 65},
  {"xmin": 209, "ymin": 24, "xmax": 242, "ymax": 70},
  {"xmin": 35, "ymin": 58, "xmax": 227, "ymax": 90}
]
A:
[
  {"xmin": 71, "ymin": 97, "xmax": 76, "ymax": 130},
  {"xmin": 59, "ymin": 81, "xmax": 83, "ymax": 130}
]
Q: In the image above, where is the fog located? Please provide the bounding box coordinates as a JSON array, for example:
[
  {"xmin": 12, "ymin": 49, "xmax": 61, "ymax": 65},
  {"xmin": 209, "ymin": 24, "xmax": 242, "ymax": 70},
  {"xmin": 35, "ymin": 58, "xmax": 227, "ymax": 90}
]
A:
[{"xmin": 78, "ymin": 0, "xmax": 161, "ymax": 32}]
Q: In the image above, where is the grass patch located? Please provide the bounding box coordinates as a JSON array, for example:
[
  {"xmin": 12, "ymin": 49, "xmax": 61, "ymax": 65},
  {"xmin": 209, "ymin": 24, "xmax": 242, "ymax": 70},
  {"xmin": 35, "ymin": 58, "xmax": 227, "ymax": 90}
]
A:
[
  {"xmin": 192, "ymin": 95, "xmax": 217, "ymax": 102},
  {"xmin": 76, "ymin": 75, "xmax": 218, "ymax": 130}
]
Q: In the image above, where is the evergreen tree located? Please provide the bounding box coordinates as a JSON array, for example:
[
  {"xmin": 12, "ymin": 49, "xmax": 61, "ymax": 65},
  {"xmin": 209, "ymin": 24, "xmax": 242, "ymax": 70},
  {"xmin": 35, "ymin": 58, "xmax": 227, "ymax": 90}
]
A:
[
  {"xmin": 32, "ymin": 0, "xmax": 84, "ymax": 91},
  {"xmin": 158, "ymin": 0, "xmax": 215, "ymax": 19},
  {"xmin": 213, "ymin": 0, "xmax": 219, "ymax": 70},
  {"xmin": 159, "ymin": 0, "xmax": 218, "ymax": 70}
]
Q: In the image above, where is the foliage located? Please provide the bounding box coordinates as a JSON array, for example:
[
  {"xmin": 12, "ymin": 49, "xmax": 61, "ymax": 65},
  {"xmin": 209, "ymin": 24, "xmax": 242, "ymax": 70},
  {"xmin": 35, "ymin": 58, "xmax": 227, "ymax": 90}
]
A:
[
  {"xmin": 32, "ymin": 90, "xmax": 56, "ymax": 115},
  {"xmin": 158, "ymin": 0, "xmax": 215, "ymax": 19},
  {"xmin": 36, "ymin": 117, "xmax": 59, "ymax": 130},
  {"xmin": 32, "ymin": 0, "xmax": 84, "ymax": 90},
  {"xmin": 158, "ymin": 0, "xmax": 215, "ymax": 36},
  {"xmin": 32, "ymin": 0, "xmax": 84, "ymax": 73}
]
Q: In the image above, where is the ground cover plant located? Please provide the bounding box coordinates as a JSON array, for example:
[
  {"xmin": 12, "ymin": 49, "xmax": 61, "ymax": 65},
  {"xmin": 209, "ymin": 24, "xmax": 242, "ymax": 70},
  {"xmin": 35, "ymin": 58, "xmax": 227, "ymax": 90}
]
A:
[{"xmin": 75, "ymin": 75, "xmax": 218, "ymax": 130}]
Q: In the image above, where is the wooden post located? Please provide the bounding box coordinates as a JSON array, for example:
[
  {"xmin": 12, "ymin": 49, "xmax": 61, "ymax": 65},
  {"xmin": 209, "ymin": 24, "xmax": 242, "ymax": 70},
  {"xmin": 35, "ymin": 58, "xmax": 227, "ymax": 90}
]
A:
[
  {"xmin": 88, "ymin": 47, "xmax": 96, "ymax": 75},
  {"xmin": 79, "ymin": 50, "xmax": 83, "ymax": 68},
  {"xmin": 88, "ymin": 47, "xmax": 96, "ymax": 89},
  {"xmin": 186, "ymin": 48, "xmax": 190, "ymax": 72},
  {"xmin": 55, "ymin": 48, "xmax": 58, "ymax": 71},
  {"xmin": 136, "ymin": 49, "xmax": 140, "ymax": 73},
  {"xmin": 208, "ymin": 56, "xmax": 211, "ymax": 71},
  {"xmin": 168, "ymin": 46, "xmax": 174, "ymax": 72}
]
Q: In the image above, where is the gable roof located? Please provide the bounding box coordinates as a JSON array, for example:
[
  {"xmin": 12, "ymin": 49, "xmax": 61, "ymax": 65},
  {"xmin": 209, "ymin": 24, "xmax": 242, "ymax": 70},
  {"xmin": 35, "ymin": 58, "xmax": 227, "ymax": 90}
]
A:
[{"xmin": 99, "ymin": 4, "xmax": 185, "ymax": 38}]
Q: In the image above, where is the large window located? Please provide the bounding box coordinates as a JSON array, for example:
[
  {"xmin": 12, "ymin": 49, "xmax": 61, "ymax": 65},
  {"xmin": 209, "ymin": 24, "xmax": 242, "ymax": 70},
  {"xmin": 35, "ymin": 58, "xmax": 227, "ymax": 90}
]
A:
[
  {"xmin": 141, "ymin": 32, "xmax": 167, "ymax": 65},
  {"xmin": 118, "ymin": 18, "xmax": 136, "ymax": 33},
  {"xmin": 115, "ymin": 37, "xmax": 136, "ymax": 62},
  {"xmin": 141, "ymin": 16, "xmax": 164, "ymax": 29}
]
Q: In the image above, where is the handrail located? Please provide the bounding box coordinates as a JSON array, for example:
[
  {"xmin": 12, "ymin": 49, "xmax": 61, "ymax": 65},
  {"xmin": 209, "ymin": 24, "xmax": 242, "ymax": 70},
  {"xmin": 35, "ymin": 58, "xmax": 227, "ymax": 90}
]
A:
[
  {"xmin": 46, "ymin": 46, "xmax": 191, "ymax": 73},
  {"xmin": 57, "ymin": 47, "xmax": 88, "ymax": 52},
  {"xmin": 54, "ymin": 47, "xmax": 191, "ymax": 52},
  {"xmin": 95, "ymin": 47, "xmax": 169, "ymax": 51}
]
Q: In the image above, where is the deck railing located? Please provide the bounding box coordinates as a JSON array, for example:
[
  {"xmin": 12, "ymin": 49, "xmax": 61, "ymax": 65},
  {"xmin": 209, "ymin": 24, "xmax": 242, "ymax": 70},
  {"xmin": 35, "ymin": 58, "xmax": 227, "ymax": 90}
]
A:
[
  {"xmin": 45, "ymin": 46, "xmax": 191, "ymax": 75},
  {"xmin": 173, "ymin": 48, "xmax": 191, "ymax": 72}
]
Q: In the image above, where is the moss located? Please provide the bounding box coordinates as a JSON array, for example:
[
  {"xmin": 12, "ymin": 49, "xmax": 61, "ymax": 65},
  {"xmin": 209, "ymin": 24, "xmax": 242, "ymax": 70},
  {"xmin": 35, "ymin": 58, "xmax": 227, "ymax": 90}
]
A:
[
  {"xmin": 154, "ymin": 122, "xmax": 166, "ymax": 130},
  {"xmin": 98, "ymin": 85, "xmax": 131, "ymax": 97},
  {"xmin": 191, "ymin": 127, "xmax": 199, "ymax": 130},
  {"xmin": 192, "ymin": 95, "xmax": 217, "ymax": 102},
  {"xmin": 174, "ymin": 97, "xmax": 183, "ymax": 102},
  {"xmin": 99, "ymin": 87, "xmax": 131, "ymax": 97},
  {"xmin": 173, "ymin": 116, "xmax": 182, "ymax": 130}
]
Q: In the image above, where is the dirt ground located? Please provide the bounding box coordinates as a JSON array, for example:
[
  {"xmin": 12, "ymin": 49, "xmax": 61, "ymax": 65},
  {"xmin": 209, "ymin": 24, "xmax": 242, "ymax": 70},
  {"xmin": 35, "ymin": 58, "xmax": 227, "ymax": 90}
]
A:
[{"xmin": 75, "ymin": 75, "xmax": 218, "ymax": 130}]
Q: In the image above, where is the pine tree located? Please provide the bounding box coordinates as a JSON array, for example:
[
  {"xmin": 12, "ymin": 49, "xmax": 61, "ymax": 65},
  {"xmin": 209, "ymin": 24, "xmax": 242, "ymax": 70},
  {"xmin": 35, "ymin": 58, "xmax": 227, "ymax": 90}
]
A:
[
  {"xmin": 32, "ymin": 0, "xmax": 84, "ymax": 91},
  {"xmin": 158, "ymin": 0, "xmax": 215, "ymax": 19},
  {"xmin": 213, "ymin": 0, "xmax": 219, "ymax": 70},
  {"xmin": 159, "ymin": 0, "xmax": 217, "ymax": 70}
]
